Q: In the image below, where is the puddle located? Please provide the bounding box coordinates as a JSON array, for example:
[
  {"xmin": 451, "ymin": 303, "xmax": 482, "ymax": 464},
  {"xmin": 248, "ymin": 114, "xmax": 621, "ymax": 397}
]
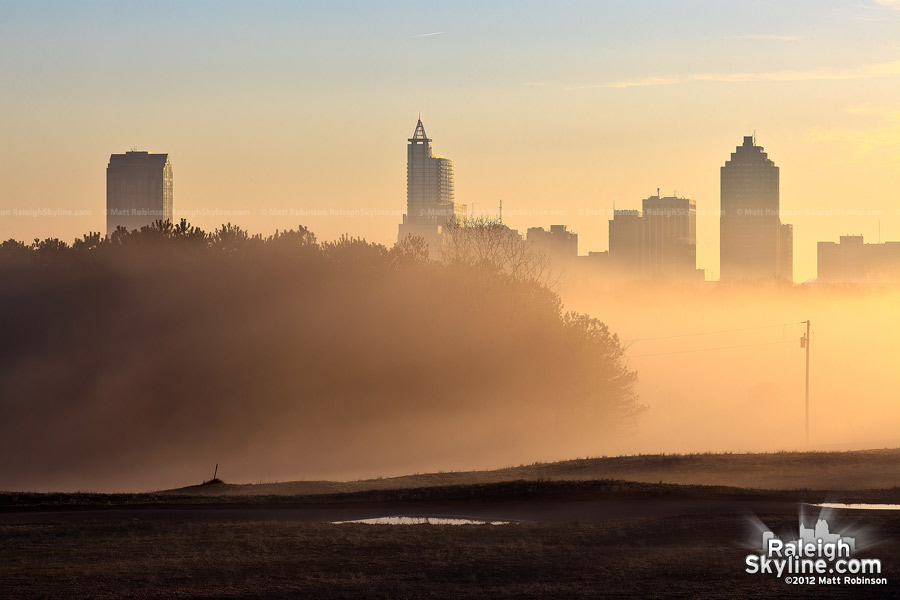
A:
[
  {"xmin": 332, "ymin": 516, "xmax": 511, "ymax": 525},
  {"xmin": 813, "ymin": 503, "xmax": 900, "ymax": 511}
]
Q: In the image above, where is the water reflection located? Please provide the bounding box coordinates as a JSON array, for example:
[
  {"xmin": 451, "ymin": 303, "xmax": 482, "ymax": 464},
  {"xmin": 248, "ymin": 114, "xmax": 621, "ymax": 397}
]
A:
[
  {"xmin": 813, "ymin": 503, "xmax": 900, "ymax": 511},
  {"xmin": 332, "ymin": 516, "xmax": 511, "ymax": 525}
]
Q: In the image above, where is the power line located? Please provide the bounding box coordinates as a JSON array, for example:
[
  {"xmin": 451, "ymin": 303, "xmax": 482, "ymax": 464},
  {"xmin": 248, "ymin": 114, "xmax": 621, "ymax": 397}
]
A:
[
  {"xmin": 625, "ymin": 322, "xmax": 802, "ymax": 344},
  {"xmin": 626, "ymin": 338, "xmax": 794, "ymax": 358}
]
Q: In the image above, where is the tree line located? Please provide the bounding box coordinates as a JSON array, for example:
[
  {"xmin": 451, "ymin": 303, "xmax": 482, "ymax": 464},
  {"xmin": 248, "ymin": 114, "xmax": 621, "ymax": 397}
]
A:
[{"xmin": 0, "ymin": 217, "xmax": 642, "ymax": 490}]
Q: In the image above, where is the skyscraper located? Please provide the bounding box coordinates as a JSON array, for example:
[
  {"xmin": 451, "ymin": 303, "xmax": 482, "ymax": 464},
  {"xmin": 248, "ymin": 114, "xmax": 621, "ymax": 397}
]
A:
[
  {"xmin": 779, "ymin": 222, "xmax": 793, "ymax": 282},
  {"xmin": 106, "ymin": 151, "xmax": 173, "ymax": 235},
  {"xmin": 398, "ymin": 117, "xmax": 465, "ymax": 247},
  {"xmin": 526, "ymin": 225, "xmax": 578, "ymax": 263},
  {"xmin": 642, "ymin": 195, "xmax": 697, "ymax": 277},
  {"xmin": 720, "ymin": 136, "xmax": 791, "ymax": 281},
  {"xmin": 607, "ymin": 195, "xmax": 700, "ymax": 280},
  {"xmin": 609, "ymin": 209, "xmax": 644, "ymax": 273}
]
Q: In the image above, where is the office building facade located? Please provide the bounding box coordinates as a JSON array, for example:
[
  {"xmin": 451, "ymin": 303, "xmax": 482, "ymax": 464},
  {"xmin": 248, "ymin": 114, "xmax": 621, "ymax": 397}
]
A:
[
  {"xmin": 398, "ymin": 117, "xmax": 466, "ymax": 247},
  {"xmin": 642, "ymin": 195, "xmax": 697, "ymax": 277},
  {"xmin": 608, "ymin": 209, "xmax": 644, "ymax": 273},
  {"xmin": 818, "ymin": 235, "xmax": 900, "ymax": 283},
  {"xmin": 526, "ymin": 224, "xmax": 578, "ymax": 262},
  {"xmin": 106, "ymin": 151, "xmax": 173, "ymax": 235},
  {"xmin": 608, "ymin": 195, "xmax": 701, "ymax": 280},
  {"xmin": 720, "ymin": 136, "xmax": 792, "ymax": 281}
]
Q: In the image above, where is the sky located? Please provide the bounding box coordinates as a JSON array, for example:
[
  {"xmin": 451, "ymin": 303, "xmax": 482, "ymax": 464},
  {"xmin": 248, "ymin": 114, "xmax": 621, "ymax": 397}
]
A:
[{"xmin": 1, "ymin": 0, "xmax": 899, "ymax": 281}]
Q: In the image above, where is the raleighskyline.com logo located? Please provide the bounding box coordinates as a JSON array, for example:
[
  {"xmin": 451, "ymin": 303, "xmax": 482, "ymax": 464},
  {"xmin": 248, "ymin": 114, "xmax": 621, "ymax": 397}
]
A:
[{"xmin": 745, "ymin": 518, "xmax": 885, "ymax": 586}]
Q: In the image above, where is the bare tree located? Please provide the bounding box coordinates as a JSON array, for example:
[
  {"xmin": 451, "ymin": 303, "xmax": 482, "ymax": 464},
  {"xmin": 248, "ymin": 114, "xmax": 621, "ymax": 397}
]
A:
[{"xmin": 441, "ymin": 215, "xmax": 554, "ymax": 287}]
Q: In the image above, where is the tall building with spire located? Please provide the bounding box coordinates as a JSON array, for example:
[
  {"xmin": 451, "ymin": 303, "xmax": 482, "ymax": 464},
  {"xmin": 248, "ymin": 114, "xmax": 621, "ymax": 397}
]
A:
[
  {"xmin": 398, "ymin": 116, "xmax": 465, "ymax": 247},
  {"xmin": 720, "ymin": 135, "xmax": 792, "ymax": 282},
  {"xmin": 106, "ymin": 150, "xmax": 173, "ymax": 235}
]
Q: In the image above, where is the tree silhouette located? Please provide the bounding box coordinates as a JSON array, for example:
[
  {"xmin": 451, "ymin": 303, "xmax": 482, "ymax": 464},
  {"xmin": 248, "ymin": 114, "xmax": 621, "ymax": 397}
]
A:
[
  {"xmin": 210, "ymin": 222, "xmax": 261, "ymax": 255},
  {"xmin": 31, "ymin": 237, "xmax": 69, "ymax": 262},
  {"xmin": 0, "ymin": 239, "xmax": 31, "ymax": 262},
  {"xmin": 321, "ymin": 234, "xmax": 389, "ymax": 268},
  {"xmin": 0, "ymin": 218, "xmax": 640, "ymax": 446},
  {"xmin": 0, "ymin": 217, "xmax": 642, "ymax": 469},
  {"xmin": 391, "ymin": 234, "xmax": 429, "ymax": 269},
  {"xmin": 172, "ymin": 219, "xmax": 208, "ymax": 247},
  {"xmin": 267, "ymin": 225, "xmax": 317, "ymax": 249},
  {"xmin": 442, "ymin": 215, "xmax": 551, "ymax": 286},
  {"xmin": 73, "ymin": 232, "xmax": 103, "ymax": 252}
]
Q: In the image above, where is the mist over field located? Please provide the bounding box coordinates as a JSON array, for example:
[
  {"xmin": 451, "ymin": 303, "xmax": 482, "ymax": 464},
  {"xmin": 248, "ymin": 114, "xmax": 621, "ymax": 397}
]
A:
[
  {"xmin": 0, "ymin": 226, "xmax": 639, "ymax": 492},
  {"xmin": 559, "ymin": 276, "xmax": 900, "ymax": 456},
  {"xmin": 2, "ymin": 224, "xmax": 898, "ymax": 493}
]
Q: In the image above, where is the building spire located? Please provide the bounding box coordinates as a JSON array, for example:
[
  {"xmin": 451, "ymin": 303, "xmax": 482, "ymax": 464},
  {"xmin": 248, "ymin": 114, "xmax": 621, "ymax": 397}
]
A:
[{"xmin": 411, "ymin": 114, "xmax": 429, "ymax": 142}]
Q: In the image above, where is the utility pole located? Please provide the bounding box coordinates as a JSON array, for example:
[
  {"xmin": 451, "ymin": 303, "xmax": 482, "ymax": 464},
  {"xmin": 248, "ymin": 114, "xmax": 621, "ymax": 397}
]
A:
[{"xmin": 800, "ymin": 320, "xmax": 810, "ymax": 445}]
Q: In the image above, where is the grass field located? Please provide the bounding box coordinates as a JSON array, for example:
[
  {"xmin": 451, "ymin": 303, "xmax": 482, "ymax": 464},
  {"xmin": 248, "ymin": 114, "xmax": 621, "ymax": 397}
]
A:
[
  {"xmin": 2, "ymin": 514, "xmax": 898, "ymax": 599},
  {"xmin": 3, "ymin": 450, "xmax": 900, "ymax": 599},
  {"xmin": 159, "ymin": 447, "xmax": 900, "ymax": 496}
]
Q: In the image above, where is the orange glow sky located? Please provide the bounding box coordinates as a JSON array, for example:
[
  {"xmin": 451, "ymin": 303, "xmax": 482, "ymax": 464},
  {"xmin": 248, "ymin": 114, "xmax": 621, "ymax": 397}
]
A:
[{"xmin": 2, "ymin": 1, "xmax": 899, "ymax": 282}]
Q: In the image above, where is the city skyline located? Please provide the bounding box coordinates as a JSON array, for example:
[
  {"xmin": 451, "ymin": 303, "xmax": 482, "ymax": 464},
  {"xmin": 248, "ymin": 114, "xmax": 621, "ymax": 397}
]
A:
[
  {"xmin": 8, "ymin": 124, "xmax": 900, "ymax": 284},
  {"xmin": 4, "ymin": 4, "xmax": 900, "ymax": 595},
  {"xmin": 2, "ymin": 1, "xmax": 900, "ymax": 282}
]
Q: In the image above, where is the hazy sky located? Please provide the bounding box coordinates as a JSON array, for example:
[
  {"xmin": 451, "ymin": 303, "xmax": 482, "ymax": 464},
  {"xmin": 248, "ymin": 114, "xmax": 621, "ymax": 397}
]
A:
[{"xmin": 2, "ymin": 0, "xmax": 899, "ymax": 281}]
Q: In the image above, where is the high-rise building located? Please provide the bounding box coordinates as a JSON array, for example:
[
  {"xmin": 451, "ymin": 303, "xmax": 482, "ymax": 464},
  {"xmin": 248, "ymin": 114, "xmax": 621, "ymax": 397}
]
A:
[
  {"xmin": 720, "ymin": 135, "xmax": 792, "ymax": 281},
  {"xmin": 779, "ymin": 223, "xmax": 793, "ymax": 282},
  {"xmin": 609, "ymin": 209, "xmax": 644, "ymax": 273},
  {"xmin": 642, "ymin": 195, "xmax": 697, "ymax": 277},
  {"xmin": 106, "ymin": 151, "xmax": 173, "ymax": 235},
  {"xmin": 526, "ymin": 224, "xmax": 578, "ymax": 262},
  {"xmin": 607, "ymin": 195, "xmax": 701, "ymax": 280},
  {"xmin": 398, "ymin": 117, "xmax": 466, "ymax": 248},
  {"xmin": 818, "ymin": 235, "xmax": 900, "ymax": 283}
]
